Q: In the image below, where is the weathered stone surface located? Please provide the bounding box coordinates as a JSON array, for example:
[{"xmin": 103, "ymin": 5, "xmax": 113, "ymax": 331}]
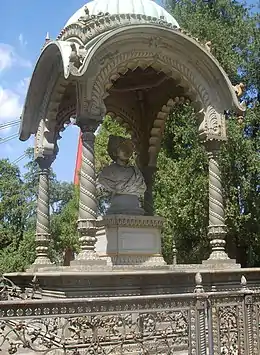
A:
[{"xmin": 96, "ymin": 214, "xmax": 166, "ymax": 267}]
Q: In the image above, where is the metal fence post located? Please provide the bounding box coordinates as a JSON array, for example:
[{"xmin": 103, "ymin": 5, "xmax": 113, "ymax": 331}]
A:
[
  {"xmin": 194, "ymin": 273, "xmax": 207, "ymax": 355},
  {"xmin": 241, "ymin": 275, "xmax": 257, "ymax": 355}
]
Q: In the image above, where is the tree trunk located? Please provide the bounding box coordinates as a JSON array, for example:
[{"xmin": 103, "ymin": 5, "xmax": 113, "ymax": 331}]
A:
[{"xmin": 63, "ymin": 248, "xmax": 75, "ymax": 266}]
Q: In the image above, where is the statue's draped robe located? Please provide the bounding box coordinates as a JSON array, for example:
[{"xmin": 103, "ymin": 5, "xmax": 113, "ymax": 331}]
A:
[{"xmin": 98, "ymin": 163, "xmax": 146, "ymax": 195}]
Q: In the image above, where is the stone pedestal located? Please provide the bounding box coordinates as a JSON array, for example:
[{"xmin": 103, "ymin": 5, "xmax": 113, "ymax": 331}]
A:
[
  {"xmin": 107, "ymin": 194, "xmax": 144, "ymax": 215},
  {"xmin": 96, "ymin": 214, "xmax": 167, "ymax": 268}
]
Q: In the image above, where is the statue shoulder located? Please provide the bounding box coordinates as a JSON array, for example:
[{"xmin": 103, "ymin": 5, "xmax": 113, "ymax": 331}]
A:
[{"xmin": 99, "ymin": 163, "xmax": 117, "ymax": 176}]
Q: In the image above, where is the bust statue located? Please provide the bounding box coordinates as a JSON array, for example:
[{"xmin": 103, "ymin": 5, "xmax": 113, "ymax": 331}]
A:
[{"xmin": 97, "ymin": 135, "xmax": 146, "ymax": 215}]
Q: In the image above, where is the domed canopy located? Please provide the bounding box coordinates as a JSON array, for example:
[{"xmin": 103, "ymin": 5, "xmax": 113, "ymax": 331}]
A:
[{"xmin": 64, "ymin": 0, "xmax": 179, "ymax": 28}]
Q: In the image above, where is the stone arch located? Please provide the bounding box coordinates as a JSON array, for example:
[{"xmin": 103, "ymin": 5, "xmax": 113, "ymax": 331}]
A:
[
  {"xmin": 148, "ymin": 96, "xmax": 191, "ymax": 167},
  {"xmin": 20, "ymin": 41, "xmax": 74, "ymax": 150},
  {"xmin": 73, "ymin": 24, "xmax": 243, "ymax": 161}
]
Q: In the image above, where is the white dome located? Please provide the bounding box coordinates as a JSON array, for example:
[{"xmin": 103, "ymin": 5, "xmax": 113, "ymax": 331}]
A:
[{"xmin": 65, "ymin": 0, "xmax": 179, "ymax": 28}]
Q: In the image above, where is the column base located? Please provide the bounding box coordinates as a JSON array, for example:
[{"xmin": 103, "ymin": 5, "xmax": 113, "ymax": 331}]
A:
[
  {"xmin": 70, "ymin": 251, "xmax": 109, "ymax": 271},
  {"xmin": 26, "ymin": 257, "xmax": 54, "ymax": 272},
  {"xmin": 202, "ymin": 258, "xmax": 241, "ymax": 269}
]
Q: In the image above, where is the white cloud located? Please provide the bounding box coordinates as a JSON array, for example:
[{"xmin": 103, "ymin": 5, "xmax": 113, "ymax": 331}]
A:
[
  {"xmin": 0, "ymin": 44, "xmax": 13, "ymax": 72},
  {"xmin": 0, "ymin": 86, "xmax": 22, "ymax": 122},
  {"xmin": 0, "ymin": 43, "xmax": 31, "ymax": 74},
  {"xmin": 16, "ymin": 77, "xmax": 30, "ymax": 95},
  {"xmin": 18, "ymin": 33, "xmax": 28, "ymax": 47}
]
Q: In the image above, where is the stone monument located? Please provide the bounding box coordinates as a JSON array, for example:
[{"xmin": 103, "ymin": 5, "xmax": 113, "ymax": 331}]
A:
[
  {"xmin": 96, "ymin": 135, "xmax": 166, "ymax": 267},
  {"xmin": 15, "ymin": 0, "xmax": 245, "ymax": 275}
]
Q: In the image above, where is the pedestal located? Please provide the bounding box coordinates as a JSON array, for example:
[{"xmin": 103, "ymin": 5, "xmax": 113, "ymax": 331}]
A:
[
  {"xmin": 107, "ymin": 194, "xmax": 144, "ymax": 215},
  {"xmin": 96, "ymin": 214, "xmax": 167, "ymax": 268}
]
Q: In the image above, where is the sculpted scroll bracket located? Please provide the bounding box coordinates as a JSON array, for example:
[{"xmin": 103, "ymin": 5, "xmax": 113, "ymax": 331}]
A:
[
  {"xmin": 34, "ymin": 119, "xmax": 58, "ymax": 160},
  {"xmin": 76, "ymin": 80, "xmax": 106, "ymax": 122},
  {"xmin": 198, "ymin": 106, "xmax": 227, "ymax": 142}
]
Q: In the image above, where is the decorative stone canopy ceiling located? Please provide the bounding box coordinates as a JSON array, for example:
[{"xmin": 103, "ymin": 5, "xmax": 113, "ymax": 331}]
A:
[{"xmin": 64, "ymin": 0, "xmax": 180, "ymax": 28}]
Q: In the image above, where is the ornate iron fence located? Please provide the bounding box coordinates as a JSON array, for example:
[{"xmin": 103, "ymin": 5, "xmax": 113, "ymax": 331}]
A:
[{"xmin": 0, "ymin": 273, "xmax": 259, "ymax": 354}]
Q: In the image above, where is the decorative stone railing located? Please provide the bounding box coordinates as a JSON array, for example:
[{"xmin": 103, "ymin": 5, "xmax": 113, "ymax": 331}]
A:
[{"xmin": 0, "ymin": 274, "xmax": 258, "ymax": 354}]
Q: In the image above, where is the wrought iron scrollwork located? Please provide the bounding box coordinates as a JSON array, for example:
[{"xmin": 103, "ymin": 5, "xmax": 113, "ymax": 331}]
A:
[
  {"xmin": 0, "ymin": 275, "xmax": 41, "ymax": 301},
  {"xmin": 0, "ymin": 310, "xmax": 189, "ymax": 354}
]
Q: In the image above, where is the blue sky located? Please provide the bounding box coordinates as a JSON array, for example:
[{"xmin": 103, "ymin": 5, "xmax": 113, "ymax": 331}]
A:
[{"xmin": 0, "ymin": 0, "xmax": 257, "ymax": 182}]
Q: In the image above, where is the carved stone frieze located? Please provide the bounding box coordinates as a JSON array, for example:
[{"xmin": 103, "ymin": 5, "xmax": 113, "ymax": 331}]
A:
[
  {"xmin": 97, "ymin": 214, "xmax": 165, "ymax": 229},
  {"xmin": 58, "ymin": 13, "xmax": 180, "ymax": 44}
]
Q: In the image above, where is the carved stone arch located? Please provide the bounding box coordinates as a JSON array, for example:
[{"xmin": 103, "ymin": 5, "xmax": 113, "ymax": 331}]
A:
[
  {"xmin": 106, "ymin": 104, "xmax": 141, "ymax": 148},
  {"xmin": 78, "ymin": 25, "xmax": 243, "ymax": 143},
  {"xmin": 107, "ymin": 111, "xmax": 136, "ymax": 140},
  {"xmin": 148, "ymin": 96, "xmax": 191, "ymax": 166},
  {"xmin": 20, "ymin": 42, "xmax": 75, "ymax": 157}
]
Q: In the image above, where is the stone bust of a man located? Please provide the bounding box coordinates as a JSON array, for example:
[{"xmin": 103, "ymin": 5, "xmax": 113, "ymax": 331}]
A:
[{"xmin": 97, "ymin": 135, "xmax": 146, "ymax": 215}]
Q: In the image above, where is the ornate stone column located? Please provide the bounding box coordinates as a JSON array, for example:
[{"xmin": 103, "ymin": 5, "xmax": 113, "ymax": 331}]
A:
[
  {"xmin": 203, "ymin": 141, "xmax": 237, "ymax": 266},
  {"xmin": 71, "ymin": 119, "xmax": 107, "ymax": 267},
  {"xmin": 30, "ymin": 156, "xmax": 53, "ymax": 270},
  {"xmin": 142, "ymin": 166, "xmax": 157, "ymax": 216}
]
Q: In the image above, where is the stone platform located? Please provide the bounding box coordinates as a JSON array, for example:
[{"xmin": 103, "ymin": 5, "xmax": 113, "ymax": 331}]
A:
[
  {"xmin": 5, "ymin": 267, "xmax": 260, "ymax": 299},
  {"xmin": 95, "ymin": 214, "xmax": 166, "ymax": 267}
]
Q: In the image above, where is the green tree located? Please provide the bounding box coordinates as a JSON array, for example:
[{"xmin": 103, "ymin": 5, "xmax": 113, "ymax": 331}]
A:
[
  {"xmin": 221, "ymin": 106, "xmax": 260, "ymax": 266},
  {"xmin": 23, "ymin": 148, "xmax": 74, "ymax": 216},
  {"xmin": 154, "ymin": 105, "xmax": 209, "ymax": 263},
  {"xmin": 0, "ymin": 159, "xmax": 27, "ymax": 249},
  {"xmin": 159, "ymin": 0, "xmax": 260, "ymax": 265},
  {"xmin": 0, "ymin": 149, "xmax": 76, "ymax": 272},
  {"xmin": 166, "ymin": 0, "xmax": 259, "ymax": 96},
  {"xmin": 51, "ymin": 187, "xmax": 79, "ymax": 265}
]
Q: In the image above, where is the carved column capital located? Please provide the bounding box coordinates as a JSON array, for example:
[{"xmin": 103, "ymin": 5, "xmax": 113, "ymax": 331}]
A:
[
  {"xmin": 76, "ymin": 116, "xmax": 101, "ymax": 134},
  {"xmin": 36, "ymin": 155, "xmax": 55, "ymax": 171},
  {"xmin": 204, "ymin": 139, "xmax": 224, "ymax": 155}
]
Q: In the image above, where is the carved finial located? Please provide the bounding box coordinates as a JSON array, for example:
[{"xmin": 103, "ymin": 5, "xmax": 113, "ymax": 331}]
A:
[
  {"xmin": 41, "ymin": 32, "xmax": 50, "ymax": 51},
  {"xmin": 195, "ymin": 272, "xmax": 202, "ymax": 286},
  {"xmin": 172, "ymin": 238, "xmax": 177, "ymax": 265},
  {"xmin": 194, "ymin": 272, "xmax": 204, "ymax": 293},
  {"xmin": 78, "ymin": 6, "xmax": 91, "ymax": 24},
  {"xmin": 205, "ymin": 41, "xmax": 212, "ymax": 52},
  {"xmin": 233, "ymin": 83, "xmax": 245, "ymax": 97},
  {"xmin": 84, "ymin": 5, "xmax": 89, "ymax": 15},
  {"xmin": 241, "ymin": 275, "xmax": 247, "ymax": 289},
  {"xmin": 69, "ymin": 43, "xmax": 81, "ymax": 69}
]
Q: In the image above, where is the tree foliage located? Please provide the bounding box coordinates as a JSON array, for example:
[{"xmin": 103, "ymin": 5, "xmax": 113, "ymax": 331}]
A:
[
  {"xmin": 160, "ymin": 0, "xmax": 260, "ymax": 265},
  {"xmin": 0, "ymin": 148, "xmax": 75, "ymax": 273},
  {"xmin": 154, "ymin": 106, "xmax": 209, "ymax": 263}
]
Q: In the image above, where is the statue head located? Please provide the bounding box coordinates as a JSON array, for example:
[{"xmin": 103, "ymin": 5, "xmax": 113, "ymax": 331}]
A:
[{"xmin": 107, "ymin": 135, "xmax": 134, "ymax": 165}]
